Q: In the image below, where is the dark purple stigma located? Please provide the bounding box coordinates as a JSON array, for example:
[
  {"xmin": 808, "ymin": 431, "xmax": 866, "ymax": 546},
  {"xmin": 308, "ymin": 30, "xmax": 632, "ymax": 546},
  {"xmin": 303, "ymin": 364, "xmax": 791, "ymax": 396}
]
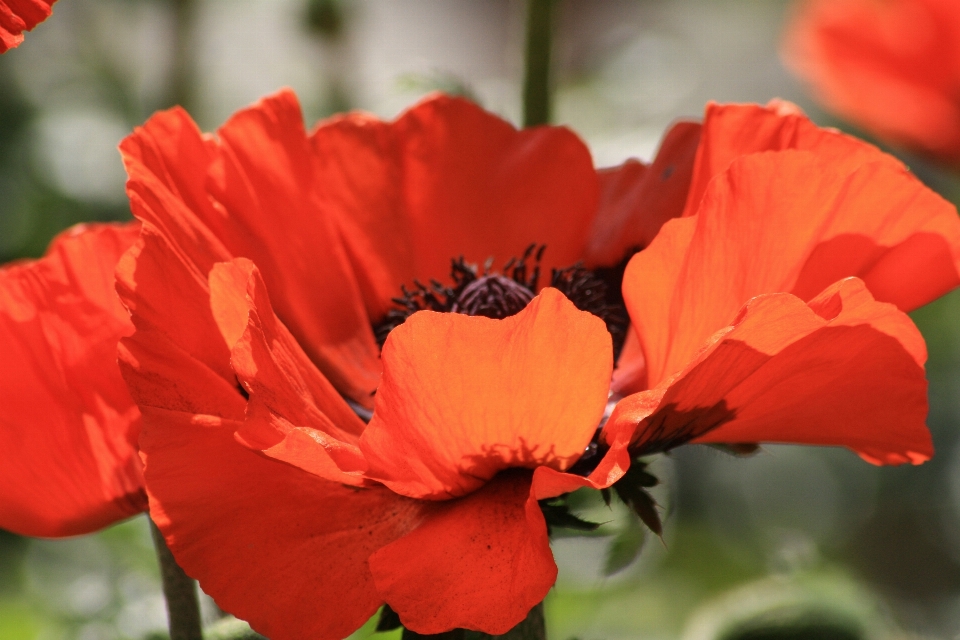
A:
[{"xmin": 450, "ymin": 274, "xmax": 535, "ymax": 319}]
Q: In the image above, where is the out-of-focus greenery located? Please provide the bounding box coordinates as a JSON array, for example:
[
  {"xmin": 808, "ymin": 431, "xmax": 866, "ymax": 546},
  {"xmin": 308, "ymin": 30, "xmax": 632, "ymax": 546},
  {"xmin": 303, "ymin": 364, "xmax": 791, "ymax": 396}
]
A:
[{"xmin": 3, "ymin": 1, "xmax": 960, "ymax": 639}]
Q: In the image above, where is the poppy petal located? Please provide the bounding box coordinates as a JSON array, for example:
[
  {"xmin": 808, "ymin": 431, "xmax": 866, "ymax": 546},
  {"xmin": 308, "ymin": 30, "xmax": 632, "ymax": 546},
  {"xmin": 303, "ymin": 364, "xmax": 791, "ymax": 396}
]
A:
[
  {"xmin": 782, "ymin": 0, "xmax": 960, "ymax": 163},
  {"xmin": 120, "ymin": 91, "xmax": 380, "ymax": 407},
  {"xmin": 626, "ymin": 149, "xmax": 960, "ymax": 389},
  {"xmin": 606, "ymin": 278, "xmax": 931, "ymax": 465},
  {"xmin": 683, "ymin": 100, "xmax": 901, "ymax": 219},
  {"xmin": 311, "ymin": 95, "xmax": 600, "ymax": 320},
  {"xmin": 119, "ymin": 231, "xmax": 423, "ymax": 639},
  {"xmin": 208, "ymin": 258, "xmax": 369, "ymax": 484},
  {"xmin": 116, "ymin": 223, "xmax": 246, "ymax": 420},
  {"xmin": 360, "ymin": 288, "xmax": 612, "ymax": 500},
  {"xmin": 369, "ymin": 471, "xmax": 555, "ymax": 636},
  {"xmin": 0, "ymin": 223, "xmax": 145, "ymax": 537},
  {"xmin": 530, "ymin": 425, "xmax": 634, "ymax": 500},
  {"xmin": 140, "ymin": 407, "xmax": 426, "ymax": 640},
  {"xmin": 0, "ymin": 0, "xmax": 55, "ymax": 53},
  {"xmin": 584, "ymin": 120, "xmax": 701, "ymax": 267}
]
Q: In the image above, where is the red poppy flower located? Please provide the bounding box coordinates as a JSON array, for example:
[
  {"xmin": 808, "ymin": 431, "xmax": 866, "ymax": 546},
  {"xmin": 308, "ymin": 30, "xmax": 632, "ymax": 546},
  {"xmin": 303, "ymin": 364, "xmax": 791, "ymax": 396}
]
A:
[
  {"xmin": 0, "ymin": 222, "xmax": 145, "ymax": 537},
  {"xmin": 783, "ymin": 0, "xmax": 960, "ymax": 164},
  {"xmin": 605, "ymin": 102, "xmax": 960, "ymax": 464},
  {"xmin": 116, "ymin": 90, "xmax": 645, "ymax": 638},
  {"xmin": 115, "ymin": 91, "xmax": 960, "ymax": 638},
  {"xmin": 1, "ymin": 0, "xmax": 57, "ymax": 53}
]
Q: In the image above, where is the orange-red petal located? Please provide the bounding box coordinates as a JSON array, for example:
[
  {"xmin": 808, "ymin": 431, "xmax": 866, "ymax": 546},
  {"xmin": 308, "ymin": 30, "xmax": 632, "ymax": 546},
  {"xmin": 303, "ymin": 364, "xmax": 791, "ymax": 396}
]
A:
[
  {"xmin": 360, "ymin": 288, "xmax": 612, "ymax": 500},
  {"xmin": 141, "ymin": 408, "xmax": 426, "ymax": 640},
  {"xmin": 369, "ymin": 471, "xmax": 555, "ymax": 635},
  {"xmin": 684, "ymin": 100, "xmax": 901, "ymax": 219},
  {"xmin": 0, "ymin": 223, "xmax": 145, "ymax": 537},
  {"xmin": 783, "ymin": 0, "xmax": 960, "ymax": 164},
  {"xmin": 209, "ymin": 258, "xmax": 369, "ymax": 485},
  {"xmin": 0, "ymin": 0, "xmax": 55, "ymax": 53},
  {"xmin": 584, "ymin": 120, "xmax": 701, "ymax": 267},
  {"xmin": 625, "ymin": 149, "xmax": 960, "ymax": 390},
  {"xmin": 120, "ymin": 90, "xmax": 380, "ymax": 406},
  {"xmin": 311, "ymin": 95, "xmax": 600, "ymax": 320},
  {"xmin": 119, "ymin": 229, "xmax": 423, "ymax": 640},
  {"xmin": 117, "ymin": 222, "xmax": 246, "ymax": 421},
  {"xmin": 606, "ymin": 278, "xmax": 931, "ymax": 465}
]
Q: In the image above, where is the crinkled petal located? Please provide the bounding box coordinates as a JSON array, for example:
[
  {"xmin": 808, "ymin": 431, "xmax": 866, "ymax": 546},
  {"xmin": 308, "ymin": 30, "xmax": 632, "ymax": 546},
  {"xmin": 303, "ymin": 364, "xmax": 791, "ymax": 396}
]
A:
[
  {"xmin": 141, "ymin": 407, "xmax": 426, "ymax": 640},
  {"xmin": 625, "ymin": 149, "xmax": 960, "ymax": 389},
  {"xmin": 119, "ymin": 226, "xmax": 423, "ymax": 640},
  {"xmin": 606, "ymin": 278, "xmax": 931, "ymax": 465},
  {"xmin": 120, "ymin": 91, "xmax": 380, "ymax": 406},
  {"xmin": 0, "ymin": 223, "xmax": 145, "ymax": 537},
  {"xmin": 0, "ymin": 0, "xmax": 55, "ymax": 53},
  {"xmin": 584, "ymin": 120, "xmax": 701, "ymax": 266},
  {"xmin": 369, "ymin": 471, "xmax": 555, "ymax": 636},
  {"xmin": 684, "ymin": 100, "xmax": 901, "ymax": 219},
  {"xmin": 208, "ymin": 258, "xmax": 369, "ymax": 485},
  {"xmin": 360, "ymin": 288, "xmax": 612, "ymax": 500},
  {"xmin": 116, "ymin": 222, "xmax": 242, "ymax": 416},
  {"xmin": 782, "ymin": 0, "xmax": 960, "ymax": 164},
  {"xmin": 311, "ymin": 95, "xmax": 600, "ymax": 320}
]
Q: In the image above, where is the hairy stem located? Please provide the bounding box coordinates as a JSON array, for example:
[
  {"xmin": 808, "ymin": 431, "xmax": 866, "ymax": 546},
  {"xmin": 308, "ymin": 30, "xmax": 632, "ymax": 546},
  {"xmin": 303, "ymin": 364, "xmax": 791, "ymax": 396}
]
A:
[
  {"xmin": 150, "ymin": 518, "xmax": 204, "ymax": 640},
  {"xmin": 522, "ymin": 0, "xmax": 556, "ymax": 127}
]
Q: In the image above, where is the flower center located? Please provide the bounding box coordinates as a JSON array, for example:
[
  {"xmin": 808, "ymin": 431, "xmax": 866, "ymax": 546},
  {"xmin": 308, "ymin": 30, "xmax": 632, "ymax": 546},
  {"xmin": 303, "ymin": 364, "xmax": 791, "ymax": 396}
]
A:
[
  {"xmin": 373, "ymin": 245, "xmax": 631, "ymax": 358},
  {"xmin": 450, "ymin": 274, "xmax": 534, "ymax": 318}
]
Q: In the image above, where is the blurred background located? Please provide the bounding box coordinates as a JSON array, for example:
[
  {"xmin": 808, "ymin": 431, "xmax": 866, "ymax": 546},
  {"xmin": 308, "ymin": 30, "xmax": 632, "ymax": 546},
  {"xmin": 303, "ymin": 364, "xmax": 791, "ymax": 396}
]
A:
[{"xmin": 2, "ymin": 1, "xmax": 960, "ymax": 639}]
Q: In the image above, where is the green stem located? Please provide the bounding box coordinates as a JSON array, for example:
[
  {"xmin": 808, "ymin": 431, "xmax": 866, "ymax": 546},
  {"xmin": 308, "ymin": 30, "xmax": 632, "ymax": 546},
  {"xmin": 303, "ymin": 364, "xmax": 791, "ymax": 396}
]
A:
[
  {"xmin": 167, "ymin": 0, "xmax": 197, "ymax": 111},
  {"xmin": 522, "ymin": 0, "xmax": 556, "ymax": 127},
  {"xmin": 150, "ymin": 518, "xmax": 204, "ymax": 640}
]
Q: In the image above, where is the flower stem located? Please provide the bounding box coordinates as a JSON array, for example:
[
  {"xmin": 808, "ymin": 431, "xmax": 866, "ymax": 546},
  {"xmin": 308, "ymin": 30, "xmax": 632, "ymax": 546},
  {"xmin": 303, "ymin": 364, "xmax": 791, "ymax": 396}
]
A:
[
  {"xmin": 522, "ymin": 0, "xmax": 556, "ymax": 127},
  {"xmin": 150, "ymin": 518, "xmax": 204, "ymax": 640},
  {"xmin": 167, "ymin": 0, "xmax": 197, "ymax": 111}
]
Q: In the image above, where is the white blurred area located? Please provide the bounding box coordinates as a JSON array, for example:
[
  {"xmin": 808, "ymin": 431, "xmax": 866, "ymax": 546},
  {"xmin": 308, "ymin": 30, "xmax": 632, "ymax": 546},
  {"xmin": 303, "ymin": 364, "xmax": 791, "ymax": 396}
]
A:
[{"xmin": 5, "ymin": 0, "xmax": 804, "ymax": 205}]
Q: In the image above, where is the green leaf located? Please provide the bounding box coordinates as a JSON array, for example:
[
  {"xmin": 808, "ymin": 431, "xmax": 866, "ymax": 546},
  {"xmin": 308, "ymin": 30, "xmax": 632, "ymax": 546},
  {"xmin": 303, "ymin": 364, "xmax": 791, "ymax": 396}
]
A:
[
  {"xmin": 540, "ymin": 501, "xmax": 602, "ymax": 533},
  {"xmin": 603, "ymin": 514, "xmax": 646, "ymax": 576}
]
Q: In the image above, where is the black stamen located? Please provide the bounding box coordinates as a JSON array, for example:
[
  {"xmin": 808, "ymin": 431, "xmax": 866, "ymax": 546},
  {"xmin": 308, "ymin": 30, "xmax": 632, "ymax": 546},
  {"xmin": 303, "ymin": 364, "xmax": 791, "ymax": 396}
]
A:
[
  {"xmin": 551, "ymin": 263, "xmax": 629, "ymax": 359},
  {"xmin": 371, "ymin": 244, "xmax": 633, "ymax": 350},
  {"xmin": 373, "ymin": 257, "xmax": 479, "ymax": 346}
]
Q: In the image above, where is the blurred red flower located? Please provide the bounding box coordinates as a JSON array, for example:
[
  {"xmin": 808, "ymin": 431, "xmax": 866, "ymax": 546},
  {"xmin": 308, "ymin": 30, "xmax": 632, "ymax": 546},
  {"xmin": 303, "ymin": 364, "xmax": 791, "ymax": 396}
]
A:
[
  {"xmin": 783, "ymin": 0, "xmax": 960, "ymax": 164},
  {"xmin": 1, "ymin": 0, "xmax": 57, "ymax": 53},
  {"xmin": 111, "ymin": 91, "xmax": 960, "ymax": 638},
  {"xmin": 0, "ymin": 222, "xmax": 145, "ymax": 537}
]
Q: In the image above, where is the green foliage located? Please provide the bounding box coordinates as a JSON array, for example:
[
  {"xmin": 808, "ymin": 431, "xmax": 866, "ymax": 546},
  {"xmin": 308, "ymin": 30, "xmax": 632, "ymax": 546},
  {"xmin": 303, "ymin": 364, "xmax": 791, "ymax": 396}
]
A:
[{"xmin": 602, "ymin": 513, "xmax": 646, "ymax": 576}]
